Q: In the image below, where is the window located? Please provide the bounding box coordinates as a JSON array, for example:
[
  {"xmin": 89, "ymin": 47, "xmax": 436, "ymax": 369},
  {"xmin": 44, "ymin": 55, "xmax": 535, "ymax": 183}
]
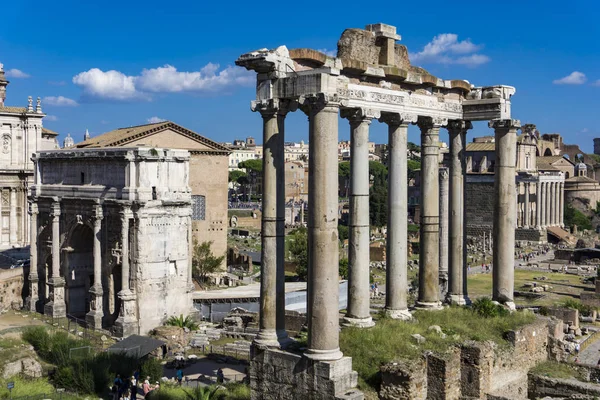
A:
[{"xmin": 191, "ymin": 195, "xmax": 206, "ymax": 220}]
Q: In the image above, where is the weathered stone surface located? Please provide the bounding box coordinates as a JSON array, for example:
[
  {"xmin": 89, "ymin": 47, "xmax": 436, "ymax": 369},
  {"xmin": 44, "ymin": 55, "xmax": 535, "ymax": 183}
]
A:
[
  {"xmin": 2, "ymin": 357, "xmax": 42, "ymax": 379},
  {"xmin": 380, "ymin": 358, "xmax": 427, "ymax": 400},
  {"xmin": 411, "ymin": 334, "xmax": 426, "ymax": 344}
]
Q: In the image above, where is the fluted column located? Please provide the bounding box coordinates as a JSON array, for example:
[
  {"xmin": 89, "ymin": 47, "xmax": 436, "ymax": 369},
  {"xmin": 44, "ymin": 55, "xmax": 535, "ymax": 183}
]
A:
[
  {"xmin": 302, "ymin": 94, "xmax": 343, "ymax": 361},
  {"xmin": 416, "ymin": 116, "xmax": 445, "ymax": 309},
  {"xmin": 540, "ymin": 182, "xmax": 546, "ymax": 227},
  {"xmin": 380, "ymin": 113, "xmax": 416, "ymax": 319},
  {"xmin": 524, "ymin": 182, "xmax": 530, "ymax": 228},
  {"xmin": 559, "ymin": 181, "xmax": 565, "ymax": 227},
  {"xmin": 27, "ymin": 202, "xmax": 39, "ymax": 312},
  {"xmin": 342, "ymin": 108, "xmax": 378, "ymax": 328},
  {"xmin": 447, "ymin": 120, "xmax": 471, "ymax": 305},
  {"xmin": 491, "ymin": 119, "xmax": 520, "ymax": 309},
  {"xmin": 9, "ymin": 188, "xmax": 17, "ymax": 244},
  {"xmin": 86, "ymin": 204, "xmax": 103, "ymax": 329},
  {"xmin": 439, "ymin": 167, "xmax": 449, "ymax": 296},
  {"xmin": 44, "ymin": 200, "xmax": 66, "ymax": 318},
  {"xmin": 115, "ymin": 207, "xmax": 137, "ymax": 337},
  {"xmin": 554, "ymin": 181, "xmax": 560, "ymax": 226},
  {"xmin": 546, "ymin": 181, "xmax": 552, "ymax": 226}
]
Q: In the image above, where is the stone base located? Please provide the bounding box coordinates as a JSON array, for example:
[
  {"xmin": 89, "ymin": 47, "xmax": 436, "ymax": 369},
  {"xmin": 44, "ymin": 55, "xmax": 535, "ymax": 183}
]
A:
[
  {"xmin": 446, "ymin": 294, "xmax": 471, "ymax": 306},
  {"xmin": 43, "ymin": 300, "xmax": 66, "ymax": 318},
  {"xmin": 113, "ymin": 291, "xmax": 139, "ymax": 337},
  {"xmin": 250, "ymin": 346, "xmax": 363, "ymax": 400},
  {"xmin": 341, "ymin": 315, "xmax": 375, "ymax": 328},
  {"xmin": 85, "ymin": 310, "xmax": 103, "ymax": 330},
  {"xmin": 383, "ymin": 308, "xmax": 412, "ymax": 320},
  {"xmin": 254, "ymin": 329, "xmax": 281, "ymax": 349},
  {"xmin": 415, "ymin": 301, "xmax": 444, "ymax": 310}
]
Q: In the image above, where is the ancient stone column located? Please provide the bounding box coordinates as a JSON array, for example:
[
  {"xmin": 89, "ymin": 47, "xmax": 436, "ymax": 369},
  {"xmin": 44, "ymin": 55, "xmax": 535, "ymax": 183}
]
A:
[
  {"xmin": 302, "ymin": 93, "xmax": 343, "ymax": 361},
  {"xmin": 86, "ymin": 204, "xmax": 103, "ymax": 329},
  {"xmin": 546, "ymin": 181, "xmax": 552, "ymax": 226},
  {"xmin": 559, "ymin": 182, "xmax": 565, "ymax": 227},
  {"xmin": 45, "ymin": 200, "xmax": 66, "ymax": 318},
  {"xmin": 28, "ymin": 202, "xmax": 39, "ymax": 312},
  {"xmin": 447, "ymin": 120, "xmax": 471, "ymax": 305},
  {"xmin": 491, "ymin": 119, "xmax": 520, "ymax": 309},
  {"xmin": 524, "ymin": 182, "xmax": 530, "ymax": 227},
  {"xmin": 252, "ymin": 99, "xmax": 282, "ymax": 348},
  {"xmin": 380, "ymin": 113, "xmax": 415, "ymax": 320},
  {"xmin": 342, "ymin": 108, "xmax": 378, "ymax": 328},
  {"xmin": 540, "ymin": 182, "xmax": 546, "ymax": 227},
  {"xmin": 9, "ymin": 188, "xmax": 17, "ymax": 244},
  {"xmin": 115, "ymin": 208, "xmax": 137, "ymax": 336},
  {"xmin": 535, "ymin": 182, "xmax": 541, "ymax": 228},
  {"xmin": 554, "ymin": 181, "xmax": 560, "ymax": 226},
  {"xmin": 439, "ymin": 167, "xmax": 449, "ymax": 297},
  {"xmin": 416, "ymin": 116, "xmax": 445, "ymax": 309}
]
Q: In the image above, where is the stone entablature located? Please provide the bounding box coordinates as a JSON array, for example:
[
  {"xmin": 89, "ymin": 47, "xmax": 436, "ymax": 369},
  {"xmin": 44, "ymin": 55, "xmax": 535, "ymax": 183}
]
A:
[{"xmin": 28, "ymin": 147, "xmax": 193, "ymax": 337}]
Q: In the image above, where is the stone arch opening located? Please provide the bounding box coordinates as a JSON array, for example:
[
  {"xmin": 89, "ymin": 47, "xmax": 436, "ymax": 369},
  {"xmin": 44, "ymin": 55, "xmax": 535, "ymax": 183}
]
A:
[
  {"xmin": 544, "ymin": 148, "xmax": 553, "ymax": 156},
  {"xmin": 64, "ymin": 223, "xmax": 94, "ymax": 318}
]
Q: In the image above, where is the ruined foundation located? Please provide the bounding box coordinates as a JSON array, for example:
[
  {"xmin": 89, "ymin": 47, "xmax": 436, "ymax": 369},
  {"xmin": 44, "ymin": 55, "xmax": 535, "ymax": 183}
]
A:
[{"xmin": 250, "ymin": 347, "xmax": 363, "ymax": 400}]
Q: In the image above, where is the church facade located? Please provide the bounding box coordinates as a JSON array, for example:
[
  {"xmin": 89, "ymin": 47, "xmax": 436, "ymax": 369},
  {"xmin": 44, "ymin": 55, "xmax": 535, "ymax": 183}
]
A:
[{"xmin": 0, "ymin": 63, "xmax": 58, "ymax": 251}]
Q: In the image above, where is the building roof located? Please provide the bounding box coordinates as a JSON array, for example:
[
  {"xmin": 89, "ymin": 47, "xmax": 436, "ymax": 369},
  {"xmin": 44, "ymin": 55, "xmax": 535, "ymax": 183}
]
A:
[
  {"xmin": 466, "ymin": 142, "xmax": 495, "ymax": 152},
  {"xmin": 565, "ymin": 175, "xmax": 597, "ymax": 183},
  {"xmin": 41, "ymin": 127, "xmax": 58, "ymax": 137},
  {"xmin": 0, "ymin": 106, "xmax": 27, "ymax": 114},
  {"xmin": 107, "ymin": 334, "xmax": 166, "ymax": 359},
  {"xmin": 75, "ymin": 121, "xmax": 231, "ymax": 154}
]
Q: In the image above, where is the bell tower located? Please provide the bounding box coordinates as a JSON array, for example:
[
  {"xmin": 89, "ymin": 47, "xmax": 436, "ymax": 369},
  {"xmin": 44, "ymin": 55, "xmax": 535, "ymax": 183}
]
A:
[{"xmin": 0, "ymin": 63, "xmax": 8, "ymax": 107}]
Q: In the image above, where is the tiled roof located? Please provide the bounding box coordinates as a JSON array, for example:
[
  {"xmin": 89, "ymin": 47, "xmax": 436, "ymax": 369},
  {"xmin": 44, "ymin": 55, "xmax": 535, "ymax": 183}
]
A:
[
  {"xmin": 75, "ymin": 121, "xmax": 230, "ymax": 153},
  {"xmin": 0, "ymin": 106, "xmax": 27, "ymax": 114},
  {"xmin": 466, "ymin": 142, "xmax": 495, "ymax": 152},
  {"xmin": 565, "ymin": 176, "xmax": 597, "ymax": 183},
  {"xmin": 41, "ymin": 127, "xmax": 58, "ymax": 137},
  {"xmin": 537, "ymin": 156, "xmax": 574, "ymax": 171}
]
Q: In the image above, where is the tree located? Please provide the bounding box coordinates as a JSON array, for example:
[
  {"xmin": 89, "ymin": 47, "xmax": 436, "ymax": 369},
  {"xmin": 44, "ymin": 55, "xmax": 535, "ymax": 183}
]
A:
[
  {"xmin": 229, "ymin": 170, "xmax": 247, "ymax": 184},
  {"xmin": 165, "ymin": 314, "xmax": 199, "ymax": 331},
  {"xmin": 564, "ymin": 203, "xmax": 592, "ymax": 231},
  {"xmin": 339, "ymin": 258, "xmax": 349, "ymax": 280},
  {"xmin": 192, "ymin": 240, "xmax": 225, "ymax": 282},
  {"xmin": 289, "ymin": 227, "xmax": 308, "ymax": 280},
  {"xmin": 369, "ymin": 160, "xmax": 388, "ymax": 227},
  {"xmin": 338, "ymin": 161, "xmax": 351, "ymax": 198},
  {"xmin": 238, "ymin": 159, "xmax": 263, "ymax": 199},
  {"xmin": 407, "ymin": 159, "xmax": 421, "ymax": 181}
]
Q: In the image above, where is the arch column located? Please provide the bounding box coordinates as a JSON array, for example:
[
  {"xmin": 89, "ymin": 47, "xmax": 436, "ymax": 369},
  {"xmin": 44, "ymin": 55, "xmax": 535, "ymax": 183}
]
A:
[
  {"xmin": 27, "ymin": 202, "xmax": 39, "ymax": 312},
  {"xmin": 491, "ymin": 119, "xmax": 520, "ymax": 309},
  {"xmin": 416, "ymin": 116, "xmax": 446, "ymax": 310},
  {"xmin": 44, "ymin": 199, "xmax": 66, "ymax": 318},
  {"xmin": 114, "ymin": 206, "xmax": 137, "ymax": 337},
  {"xmin": 341, "ymin": 107, "xmax": 379, "ymax": 328},
  {"xmin": 301, "ymin": 93, "xmax": 343, "ymax": 361},
  {"xmin": 86, "ymin": 204, "xmax": 103, "ymax": 329},
  {"xmin": 447, "ymin": 120, "xmax": 471, "ymax": 305},
  {"xmin": 380, "ymin": 113, "xmax": 416, "ymax": 319}
]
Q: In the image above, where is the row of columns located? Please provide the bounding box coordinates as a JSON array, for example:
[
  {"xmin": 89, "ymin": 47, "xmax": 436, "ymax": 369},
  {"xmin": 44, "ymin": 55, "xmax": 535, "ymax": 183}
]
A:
[
  {"xmin": 252, "ymin": 93, "xmax": 520, "ymax": 361},
  {"xmin": 519, "ymin": 181, "xmax": 564, "ymax": 228},
  {"xmin": 28, "ymin": 199, "xmax": 136, "ymax": 334}
]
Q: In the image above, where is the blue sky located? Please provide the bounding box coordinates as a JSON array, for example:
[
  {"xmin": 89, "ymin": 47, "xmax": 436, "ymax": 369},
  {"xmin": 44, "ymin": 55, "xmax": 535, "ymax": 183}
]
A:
[{"xmin": 1, "ymin": 0, "xmax": 599, "ymax": 151}]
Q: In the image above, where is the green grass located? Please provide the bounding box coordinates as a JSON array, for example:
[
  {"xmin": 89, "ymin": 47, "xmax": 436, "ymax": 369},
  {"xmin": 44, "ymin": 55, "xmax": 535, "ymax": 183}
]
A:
[
  {"xmin": 146, "ymin": 382, "xmax": 250, "ymax": 400},
  {"xmin": 340, "ymin": 307, "xmax": 536, "ymax": 391},
  {"xmin": 530, "ymin": 361, "xmax": 586, "ymax": 381},
  {"xmin": 0, "ymin": 376, "xmax": 55, "ymax": 399}
]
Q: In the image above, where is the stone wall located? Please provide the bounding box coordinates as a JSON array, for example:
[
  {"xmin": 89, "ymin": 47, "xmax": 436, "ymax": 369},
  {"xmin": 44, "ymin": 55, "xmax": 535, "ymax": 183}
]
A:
[
  {"xmin": 379, "ymin": 317, "xmax": 559, "ymax": 400},
  {"xmin": 545, "ymin": 307, "xmax": 579, "ymax": 328},
  {"xmin": 0, "ymin": 268, "xmax": 23, "ymax": 311},
  {"xmin": 528, "ymin": 374, "xmax": 600, "ymax": 398},
  {"xmin": 250, "ymin": 347, "xmax": 363, "ymax": 400},
  {"xmin": 515, "ymin": 228, "xmax": 543, "ymax": 242},
  {"xmin": 465, "ymin": 179, "xmax": 494, "ymax": 237}
]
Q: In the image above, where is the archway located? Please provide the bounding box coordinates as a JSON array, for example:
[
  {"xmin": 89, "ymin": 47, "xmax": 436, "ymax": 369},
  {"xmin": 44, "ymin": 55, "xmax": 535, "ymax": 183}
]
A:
[
  {"xmin": 544, "ymin": 148, "xmax": 553, "ymax": 156},
  {"xmin": 64, "ymin": 224, "xmax": 94, "ymax": 318}
]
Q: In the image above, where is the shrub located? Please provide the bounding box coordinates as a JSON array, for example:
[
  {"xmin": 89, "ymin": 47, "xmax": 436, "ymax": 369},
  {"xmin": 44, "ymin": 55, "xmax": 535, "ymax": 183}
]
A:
[
  {"xmin": 561, "ymin": 299, "xmax": 596, "ymax": 315},
  {"xmin": 166, "ymin": 314, "xmax": 199, "ymax": 331},
  {"xmin": 339, "ymin": 258, "xmax": 349, "ymax": 280},
  {"xmin": 22, "ymin": 326, "xmax": 50, "ymax": 357},
  {"xmin": 471, "ymin": 297, "xmax": 509, "ymax": 318},
  {"xmin": 141, "ymin": 357, "xmax": 163, "ymax": 383}
]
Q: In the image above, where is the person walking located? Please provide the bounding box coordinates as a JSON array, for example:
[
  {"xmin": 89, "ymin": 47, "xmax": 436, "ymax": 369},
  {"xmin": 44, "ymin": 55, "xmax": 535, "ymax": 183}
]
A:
[
  {"xmin": 176, "ymin": 367, "xmax": 183, "ymax": 385},
  {"xmin": 217, "ymin": 368, "xmax": 224, "ymax": 384}
]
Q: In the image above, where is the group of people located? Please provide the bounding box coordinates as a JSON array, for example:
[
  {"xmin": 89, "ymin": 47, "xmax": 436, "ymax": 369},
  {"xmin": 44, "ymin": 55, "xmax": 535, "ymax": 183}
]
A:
[
  {"xmin": 370, "ymin": 282, "xmax": 379, "ymax": 298},
  {"xmin": 111, "ymin": 371, "xmax": 161, "ymax": 400}
]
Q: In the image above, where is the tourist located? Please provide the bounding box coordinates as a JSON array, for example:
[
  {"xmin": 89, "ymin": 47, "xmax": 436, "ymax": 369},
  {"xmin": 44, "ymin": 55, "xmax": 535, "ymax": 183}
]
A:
[
  {"xmin": 176, "ymin": 367, "xmax": 183, "ymax": 385},
  {"xmin": 120, "ymin": 389, "xmax": 131, "ymax": 400},
  {"xmin": 374, "ymin": 282, "xmax": 379, "ymax": 297},
  {"xmin": 129, "ymin": 376, "xmax": 137, "ymax": 399},
  {"xmin": 114, "ymin": 374, "xmax": 123, "ymax": 390},
  {"xmin": 142, "ymin": 380, "xmax": 151, "ymax": 396},
  {"xmin": 217, "ymin": 368, "xmax": 224, "ymax": 383}
]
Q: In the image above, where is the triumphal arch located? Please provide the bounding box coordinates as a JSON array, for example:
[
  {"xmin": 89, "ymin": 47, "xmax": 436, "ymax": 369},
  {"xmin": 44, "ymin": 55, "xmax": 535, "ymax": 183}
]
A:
[
  {"xmin": 237, "ymin": 23, "xmax": 519, "ymax": 399},
  {"xmin": 27, "ymin": 147, "xmax": 194, "ymax": 337}
]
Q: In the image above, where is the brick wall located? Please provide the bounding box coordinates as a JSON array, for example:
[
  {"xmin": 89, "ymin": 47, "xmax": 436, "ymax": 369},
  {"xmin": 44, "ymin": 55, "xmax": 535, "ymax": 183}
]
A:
[
  {"xmin": 0, "ymin": 268, "xmax": 23, "ymax": 311},
  {"xmin": 465, "ymin": 179, "xmax": 494, "ymax": 237}
]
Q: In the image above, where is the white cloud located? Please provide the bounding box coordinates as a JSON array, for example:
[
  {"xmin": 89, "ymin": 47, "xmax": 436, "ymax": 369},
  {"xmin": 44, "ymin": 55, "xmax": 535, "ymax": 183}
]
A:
[
  {"xmin": 72, "ymin": 63, "xmax": 254, "ymax": 101},
  {"xmin": 553, "ymin": 71, "xmax": 586, "ymax": 85},
  {"xmin": 147, "ymin": 116, "xmax": 166, "ymax": 123},
  {"xmin": 44, "ymin": 115, "xmax": 58, "ymax": 122},
  {"xmin": 43, "ymin": 96, "xmax": 79, "ymax": 107},
  {"xmin": 592, "ymin": 80, "xmax": 600, "ymax": 87},
  {"xmin": 410, "ymin": 33, "xmax": 489, "ymax": 67},
  {"xmin": 5, "ymin": 69, "xmax": 30, "ymax": 78},
  {"xmin": 317, "ymin": 48, "xmax": 337, "ymax": 57},
  {"xmin": 582, "ymin": 128, "xmax": 589, "ymax": 133}
]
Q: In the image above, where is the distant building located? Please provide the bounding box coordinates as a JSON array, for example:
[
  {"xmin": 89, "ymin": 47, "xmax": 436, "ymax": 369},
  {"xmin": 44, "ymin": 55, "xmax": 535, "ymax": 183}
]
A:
[{"xmin": 0, "ymin": 63, "xmax": 58, "ymax": 249}]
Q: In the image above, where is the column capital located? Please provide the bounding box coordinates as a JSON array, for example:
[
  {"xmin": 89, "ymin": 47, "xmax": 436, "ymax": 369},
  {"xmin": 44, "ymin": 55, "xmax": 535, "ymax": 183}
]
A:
[
  {"xmin": 298, "ymin": 93, "xmax": 341, "ymax": 115},
  {"xmin": 251, "ymin": 98, "xmax": 298, "ymax": 117},
  {"xmin": 417, "ymin": 116, "xmax": 448, "ymax": 130},
  {"xmin": 94, "ymin": 205, "xmax": 103, "ymax": 221},
  {"xmin": 447, "ymin": 120, "xmax": 473, "ymax": 133},
  {"xmin": 29, "ymin": 202, "xmax": 38, "ymax": 216},
  {"xmin": 488, "ymin": 119, "xmax": 521, "ymax": 130},
  {"xmin": 379, "ymin": 112, "xmax": 418, "ymax": 127},
  {"xmin": 340, "ymin": 107, "xmax": 380, "ymax": 123},
  {"xmin": 51, "ymin": 202, "xmax": 60, "ymax": 218}
]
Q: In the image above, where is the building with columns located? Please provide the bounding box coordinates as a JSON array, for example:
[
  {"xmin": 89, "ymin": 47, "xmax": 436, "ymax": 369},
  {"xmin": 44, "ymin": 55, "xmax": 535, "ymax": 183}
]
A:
[
  {"xmin": 0, "ymin": 63, "xmax": 58, "ymax": 251},
  {"xmin": 27, "ymin": 147, "xmax": 193, "ymax": 337},
  {"xmin": 465, "ymin": 130, "xmax": 566, "ymax": 243},
  {"xmin": 237, "ymin": 23, "xmax": 518, "ymax": 399}
]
